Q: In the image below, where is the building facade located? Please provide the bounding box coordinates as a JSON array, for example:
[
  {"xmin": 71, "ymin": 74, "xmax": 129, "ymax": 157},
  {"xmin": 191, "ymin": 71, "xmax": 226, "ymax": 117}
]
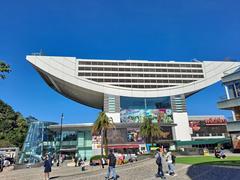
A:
[
  {"xmin": 26, "ymin": 55, "xmax": 240, "ymax": 143},
  {"xmin": 218, "ymin": 67, "xmax": 240, "ymax": 152},
  {"xmin": 21, "ymin": 115, "xmax": 230, "ymax": 164}
]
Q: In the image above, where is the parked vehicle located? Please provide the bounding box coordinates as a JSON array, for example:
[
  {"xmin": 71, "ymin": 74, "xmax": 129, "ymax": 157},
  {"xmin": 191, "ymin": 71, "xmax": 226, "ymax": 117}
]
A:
[
  {"xmin": 4, "ymin": 157, "xmax": 15, "ymax": 165},
  {"xmin": 124, "ymin": 154, "xmax": 137, "ymax": 162}
]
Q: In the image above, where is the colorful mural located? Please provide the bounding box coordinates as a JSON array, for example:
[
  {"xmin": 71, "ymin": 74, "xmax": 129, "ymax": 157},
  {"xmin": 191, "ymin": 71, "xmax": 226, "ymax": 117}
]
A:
[{"xmin": 120, "ymin": 109, "xmax": 173, "ymax": 123}]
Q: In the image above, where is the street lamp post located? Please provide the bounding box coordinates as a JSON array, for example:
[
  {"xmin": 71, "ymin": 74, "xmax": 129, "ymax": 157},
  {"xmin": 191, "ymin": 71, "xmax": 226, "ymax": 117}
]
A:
[{"xmin": 58, "ymin": 113, "xmax": 64, "ymax": 166}]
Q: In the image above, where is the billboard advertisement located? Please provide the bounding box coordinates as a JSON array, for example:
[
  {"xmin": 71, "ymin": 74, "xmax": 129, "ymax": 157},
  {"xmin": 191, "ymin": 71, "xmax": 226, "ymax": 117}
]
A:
[
  {"xmin": 231, "ymin": 133, "xmax": 240, "ymax": 150},
  {"xmin": 120, "ymin": 109, "xmax": 173, "ymax": 124},
  {"xmin": 107, "ymin": 126, "xmax": 173, "ymax": 145},
  {"xmin": 127, "ymin": 128, "xmax": 144, "ymax": 143},
  {"xmin": 189, "ymin": 117, "xmax": 227, "ymax": 136},
  {"xmin": 107, "ymin": 128, "xmax": 128, "ymax": 144}
]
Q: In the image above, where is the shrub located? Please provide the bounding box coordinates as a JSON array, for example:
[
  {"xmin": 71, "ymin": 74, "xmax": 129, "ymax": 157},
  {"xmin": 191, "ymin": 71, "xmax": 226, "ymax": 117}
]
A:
[{"xmin": 90, "ymin": 155, "xmax": 107, "ymax": 161}]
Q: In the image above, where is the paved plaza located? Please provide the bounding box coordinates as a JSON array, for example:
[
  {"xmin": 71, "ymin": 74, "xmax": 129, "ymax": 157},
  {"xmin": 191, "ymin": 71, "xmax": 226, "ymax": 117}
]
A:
[{"xmin": 1, "ymin": 158, "xmax": 240, "ymax": 180}]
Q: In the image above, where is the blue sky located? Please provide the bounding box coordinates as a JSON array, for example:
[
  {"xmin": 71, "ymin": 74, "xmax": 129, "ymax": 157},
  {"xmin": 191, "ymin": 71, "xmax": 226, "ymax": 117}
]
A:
[{"xmin": 0, "ymin": 0, "xmax": 239, "ymax": 124}]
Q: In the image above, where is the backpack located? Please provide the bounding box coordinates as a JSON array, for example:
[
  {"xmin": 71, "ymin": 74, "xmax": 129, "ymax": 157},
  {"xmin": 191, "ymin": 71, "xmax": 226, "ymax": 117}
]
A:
[
  {"xmin": 112, "ymin": 155, "xmax": 116, "ymax": 165},
  {"xmin": 156, "ymin": 154, "xmax": 162, "ymax": 165},
  {"xmin": 172, "ymin": 154, "xmax": 176, "ymax": 164},
  {"xmin": 109, "ymin": 154, "xmax": 116, "ymax": 166}
]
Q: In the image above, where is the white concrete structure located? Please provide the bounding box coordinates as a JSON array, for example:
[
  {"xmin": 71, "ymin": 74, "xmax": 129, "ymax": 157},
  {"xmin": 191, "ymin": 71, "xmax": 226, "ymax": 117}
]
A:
[
  {"xmin": 173, "ymin": 112, "xmax": 191, "ymax": 141},
  {"xmin": 26, "ymin": 56, "xmax": 240, "ymax": 109},
  {"xmin": 26, "ymin": 55, "xmax": 240, "ymax": 141}
]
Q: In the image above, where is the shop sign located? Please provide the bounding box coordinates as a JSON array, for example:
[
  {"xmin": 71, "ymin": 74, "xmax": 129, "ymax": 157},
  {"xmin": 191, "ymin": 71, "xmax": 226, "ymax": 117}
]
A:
[{"xmin": 204, "ymin": 118, "xmax": 227, "ymax": 125}]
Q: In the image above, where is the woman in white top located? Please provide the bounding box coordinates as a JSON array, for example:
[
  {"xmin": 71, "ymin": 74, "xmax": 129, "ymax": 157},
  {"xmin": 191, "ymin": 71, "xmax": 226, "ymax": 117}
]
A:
[{"xmin": 166, "ymin": 151, "xmax": 175, "ymax": 176}]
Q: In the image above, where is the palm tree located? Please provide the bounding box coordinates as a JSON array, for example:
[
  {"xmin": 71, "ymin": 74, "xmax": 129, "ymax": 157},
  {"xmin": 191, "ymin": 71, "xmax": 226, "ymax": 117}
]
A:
[
  {"xmin": 92, "ymin": 112, "xmax": 115, "ymax": 156},
  {"xmin": 140, "ymin": 116, "xmax": 163, "ymax": 147},
  {"xmin": 0, "ymin": 61, "xmax": 11, "ymax": 79}
]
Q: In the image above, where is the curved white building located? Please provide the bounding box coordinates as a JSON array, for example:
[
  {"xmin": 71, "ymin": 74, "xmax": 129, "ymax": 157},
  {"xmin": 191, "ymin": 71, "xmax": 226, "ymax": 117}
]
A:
[{"xmin": 26, "ymin": 55, "xmax": 240, "ymax": 141}]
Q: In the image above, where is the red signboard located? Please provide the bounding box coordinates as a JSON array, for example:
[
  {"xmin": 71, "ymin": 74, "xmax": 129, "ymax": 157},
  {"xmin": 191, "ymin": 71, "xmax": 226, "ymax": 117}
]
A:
[
  {"xmin": 108, "ymin": 144, "xmax": 139, "ymax": 149},
  {"xmin": 204, "ymin": 118, "xmax": 227, "ymax": 125}
]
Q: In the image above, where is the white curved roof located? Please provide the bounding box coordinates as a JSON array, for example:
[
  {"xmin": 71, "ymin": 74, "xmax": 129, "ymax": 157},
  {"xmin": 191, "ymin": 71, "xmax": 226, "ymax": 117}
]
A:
[{"xmin": 26, "ymin": 55, "xmax": 240, "ymax": 109}]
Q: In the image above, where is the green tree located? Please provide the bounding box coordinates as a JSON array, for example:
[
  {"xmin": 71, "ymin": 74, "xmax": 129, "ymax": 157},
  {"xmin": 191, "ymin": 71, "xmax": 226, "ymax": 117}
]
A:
[
  {"xmin": 0, "ymin": 61, "xmax": 11, "ymax": 79},
  {"xmin": 140, "ymin": 116, "xmax": 163, "ymax": 147},
  {"xmin": 0, "ymin": 100, "xmax": 28, "ymax": 148},
  {"xmin": 92, "ymin": 112, "xmax": 115, "ymax": 156}
]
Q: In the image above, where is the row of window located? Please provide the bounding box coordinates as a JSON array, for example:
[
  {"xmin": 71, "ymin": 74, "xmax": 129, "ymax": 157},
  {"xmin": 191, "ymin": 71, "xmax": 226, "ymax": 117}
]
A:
[
  {"xmin": 78, "ymin": 61, "xmax": 202, "ymax": 68},
  {"xmin": 113, "ymin": 84, "xmax": 176, "ymax": 88},
  {"xmin": 192, "ymin": 133, "xmax": 224, "ymax": 137},
  {"xmin": 78, "ymin": 67, "xmax": 203, "ymax": 73},
  {"xmin": 87, "ymin": 78, "xmax": 195, "ymax": 84},
  {"xmin": 120, "ymin": 96, "xmax": 171, "ymax": 109},
  {"xmin": 227, "ymin": 81, "xmax": 240, "ymax": 99},
  {"xmin": 78, "ymin": 72, "xmax": 204, "ymax": 78}
]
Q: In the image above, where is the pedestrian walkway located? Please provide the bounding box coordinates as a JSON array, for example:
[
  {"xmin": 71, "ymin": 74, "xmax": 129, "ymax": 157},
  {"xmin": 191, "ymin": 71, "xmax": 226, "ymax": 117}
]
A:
[{"xmin": 1, "ymin": 158, "xmax": 240, "ymax": 180}]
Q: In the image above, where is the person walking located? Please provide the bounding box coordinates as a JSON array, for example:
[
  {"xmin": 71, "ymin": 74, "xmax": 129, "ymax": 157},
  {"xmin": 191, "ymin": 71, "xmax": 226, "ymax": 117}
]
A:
[
  {"xmin": 166, "ymin": 151, "xmax": 176, "ymax": 176},
  {"xmin": 43, "ymin": 154, "xmax": 52, "ymax": 180},
  {"xmin": 74, "ymin": 156, "xmax": 78, "ymax": 167},
  {"xmin": 155, "ymin": 148, "xmax": 166, "ymax": 179},
  {"xmin": 101, "ymin": 156, "xmax": 106, "ymax": 168},
  {"xmin": 105, "ymin": 149, "xmax": 118, "ymax": 180}
]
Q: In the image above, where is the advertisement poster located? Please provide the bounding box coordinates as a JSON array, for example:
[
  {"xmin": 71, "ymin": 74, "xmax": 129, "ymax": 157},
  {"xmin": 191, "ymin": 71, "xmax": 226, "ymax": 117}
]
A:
[
  {"xmin": 189, "ymin": 117, "xmax": 227, "ymax": 131},
  {"xmin": 120, "ymin": 109, "xmax": 173, "ymax": 123},
  {"xmin": 189, "ymin": 118, "xmax": 227, "ymax": 136},
  {"xmin": 92, "ymin": 135, "xmax": 102, "ymax": 149},
  {"xmin": 231, "ymin": 133, "xmax": 240, "ymax": 150},
  {"xmin": 107, "ymin": 128, "xmax": 128, "ymax": 144},
  {"xmin": 127, "ymin": 128, "xmax": 144, "ymax": 143},
  {"xmin": 159, "ymin": 126, "xmax": 173, "ymax": 140}
]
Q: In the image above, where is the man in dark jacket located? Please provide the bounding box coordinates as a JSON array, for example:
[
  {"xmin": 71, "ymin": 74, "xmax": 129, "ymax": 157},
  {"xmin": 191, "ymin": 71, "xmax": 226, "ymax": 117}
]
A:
[
  {"xmin": 43, "ymin": 155, "xmax": 52, "ymax": 180},
  {"xmin": 155, "ymin": 148, "xmax": 166, "ymax": 179},
  {"xmin": 105, "ymin": 149, "xmax": 117, "ymax": 180}
]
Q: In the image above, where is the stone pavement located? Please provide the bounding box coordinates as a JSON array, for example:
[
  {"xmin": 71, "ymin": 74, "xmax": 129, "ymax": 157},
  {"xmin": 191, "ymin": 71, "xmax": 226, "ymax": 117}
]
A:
[{"xmin": 1, "ymin": 158, "xmax": 240, "ymax": 180}]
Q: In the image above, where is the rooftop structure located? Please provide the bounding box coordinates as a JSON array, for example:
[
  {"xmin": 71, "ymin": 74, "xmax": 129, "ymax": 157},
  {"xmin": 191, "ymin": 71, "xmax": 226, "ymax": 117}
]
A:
[{"xmin": 26, "ymin": 56, "xmax": 240, "ymax": 109}]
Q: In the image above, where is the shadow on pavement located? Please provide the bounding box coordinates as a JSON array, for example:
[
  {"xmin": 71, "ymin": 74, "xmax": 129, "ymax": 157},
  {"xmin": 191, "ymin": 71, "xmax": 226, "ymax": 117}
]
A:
[
  {"xmin": 50, "ymin": 176, "xmax": 60, "ymax": 179},
  {"xmin": 186, "ymin": 162, "xmax": 240, "ymax": 180}
]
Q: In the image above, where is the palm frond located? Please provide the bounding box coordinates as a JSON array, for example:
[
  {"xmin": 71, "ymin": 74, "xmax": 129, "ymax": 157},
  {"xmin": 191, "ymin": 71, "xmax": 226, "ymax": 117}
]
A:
[{"xmin": 140, "ymin": 116, "xmax": 162, "ymax": 144}]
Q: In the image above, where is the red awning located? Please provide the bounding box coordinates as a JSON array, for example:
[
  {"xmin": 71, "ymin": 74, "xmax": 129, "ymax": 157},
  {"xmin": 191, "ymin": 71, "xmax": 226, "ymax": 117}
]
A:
[{"xmin": 108, "ymin": 144, "xmax": 139, "ymax": 149}]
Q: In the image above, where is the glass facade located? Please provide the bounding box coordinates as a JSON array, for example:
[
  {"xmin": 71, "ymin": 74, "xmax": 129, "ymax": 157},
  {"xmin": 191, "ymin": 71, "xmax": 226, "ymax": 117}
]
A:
[
  {"xmin": 76, "ymin": 131, "xmax": 92, "ymax": 160},
  {"xmin": 51, "ymin": 130, "xmax": 92, "ymax": 160},
  {"xmin": 62, "ymin": 131, "xmax": 77, "ymax": 141},
  {"xmin": 227, "ymin": 80, "xmax": 240, "ymax": 99},
  {"xmin": 120, "ymin": 96, "xmax": 171, "ymax": 109},
  {"xmin": 19, "ymin": 121, "xmax": 93, "ymax": 164},
  {"xmin": 19, "ymin": 121, "xmax": 57, "ymax": 164},
  {"xmin": 120, "ymin": 96, "xmax": 173, "ymax": 123}
]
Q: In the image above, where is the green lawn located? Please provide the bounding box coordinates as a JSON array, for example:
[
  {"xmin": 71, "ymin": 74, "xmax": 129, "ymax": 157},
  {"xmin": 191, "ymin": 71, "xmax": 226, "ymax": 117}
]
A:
[{"xmin": 176, "ymin": 156, "xmax": 240, "ymax": 166}]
